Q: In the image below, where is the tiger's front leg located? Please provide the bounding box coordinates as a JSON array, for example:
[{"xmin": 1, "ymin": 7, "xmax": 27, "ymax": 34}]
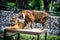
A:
[
  {"xmin": 30, "ymin": 21, "xmax": 33, "ymax": 29},
  {"xmin": 24, "ymin": 21, "xmax": 29, "ymax": 29},
  {"xmin": 29, "ymin": 17, "xmax": 34, "ymax": 29}
]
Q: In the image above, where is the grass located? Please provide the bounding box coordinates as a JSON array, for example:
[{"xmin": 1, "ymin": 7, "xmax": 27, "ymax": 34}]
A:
[
  {"xmin": 0, "ymin": 30, "xmax": 60, "ymax": 40},
  {"xmin": 0, "ymin": 33, "xmax": 60, "ymax": 40},
  {"xmin": 19, "ymin": 34, "xmax": 60, "ymax": 40}
]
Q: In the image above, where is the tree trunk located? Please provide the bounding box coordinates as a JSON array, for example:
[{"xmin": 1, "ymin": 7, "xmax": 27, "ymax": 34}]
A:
[{"xmin": 43, "ymin": 0, "xmax": 49, "ymax": 11}]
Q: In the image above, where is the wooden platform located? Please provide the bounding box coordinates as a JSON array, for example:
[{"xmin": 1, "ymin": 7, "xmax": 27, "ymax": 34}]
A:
[{"xmin": 3, "ymin": 27, "xmax": 47, "ymax": 40}]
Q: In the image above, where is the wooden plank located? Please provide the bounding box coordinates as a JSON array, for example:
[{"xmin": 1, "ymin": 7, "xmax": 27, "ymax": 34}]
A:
[
  {"xmin": 4, "ymin": 27, "xmax": 47, "ymax": 40},
  {"xmin": 5, "ymin": 27, "xmax": 47, "ymax": 35}
]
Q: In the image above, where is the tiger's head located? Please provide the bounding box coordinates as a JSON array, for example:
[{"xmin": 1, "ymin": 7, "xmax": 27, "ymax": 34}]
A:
[{"xmin": 10, "ymin": 17, "xmax": 17, "ymax": 26}]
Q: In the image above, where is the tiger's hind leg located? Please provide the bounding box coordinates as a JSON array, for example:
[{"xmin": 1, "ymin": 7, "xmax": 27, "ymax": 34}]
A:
[
  {"xmin": 40, "ymin": 17, "xmax": 49, "ymax": 30},
  {"xmin": 41, "ymin": 22, "xmax": 46, "ymax": 30}
]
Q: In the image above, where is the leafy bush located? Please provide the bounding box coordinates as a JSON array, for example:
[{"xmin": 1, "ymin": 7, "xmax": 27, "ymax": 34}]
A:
[{"xmin": 52, "ymin": 2, "xmax": 60, "ymax": 16}]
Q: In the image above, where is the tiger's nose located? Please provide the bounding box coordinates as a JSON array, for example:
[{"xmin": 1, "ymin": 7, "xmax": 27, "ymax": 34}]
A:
[{"xmin": 19, "ymin": 14, "xmax": 24, "ymax": 18}]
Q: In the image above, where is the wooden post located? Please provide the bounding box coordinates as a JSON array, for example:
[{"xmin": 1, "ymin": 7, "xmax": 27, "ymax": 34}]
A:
[
  {"xmin": 17, "ymin": 33, "xmax": 20, "ymax": 40},
  {"xmin": 45, "ymin": 31, "xmax": 47, "ymax": 40},
  {"xmin": 3, "ymin": 29, "xmax": 7, "ymax": 40},
  {"xmin": 37, "ymin": 34, "xmax": 39, "ymax": 40}
]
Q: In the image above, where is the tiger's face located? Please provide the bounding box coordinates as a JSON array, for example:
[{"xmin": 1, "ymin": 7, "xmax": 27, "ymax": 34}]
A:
[
  {"xmin": 10, "ymin": 17, "xmax": 17, "ymax": 26},
  {"xmin": 18, "ymin": 10, "xmax": 26, "ymax": 19}
]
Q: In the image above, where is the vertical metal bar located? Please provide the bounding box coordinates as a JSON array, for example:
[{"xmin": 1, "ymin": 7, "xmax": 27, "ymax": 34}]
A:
[
  {"xmin": 50, "ymin": 17, "xmax": 51, "ymax": 31},
  {"xmin": 3, "ymin": 29, "xmax": 7, "ymax": 40},
  {"xmin": 45, "ymin": 31, "xmax": 47, "ymax": 40},
  {"xmin": 17, "ymin": 33, "xmax": 20, "ymax": 40},
  {"xmin": 37, "ymin": 34, "xmax": 39, "ymax": 40}
]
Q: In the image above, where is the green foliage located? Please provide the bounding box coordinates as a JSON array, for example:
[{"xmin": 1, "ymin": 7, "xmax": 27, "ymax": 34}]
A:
[
  {"xmin": 1, "ymin": 0, "xmax": 60, "ymax": 16},
  {"xmin": 7, "ymin": 2, "xmax": 15, "ymax": 7},
  {"xmin": 53, "ymin": 2, "xmax": 60, "ymax": 11},
  {"xmin": 7, "ymin": 2, "xmax": 16, "ymax": 10},
  {"xmin": 26, "ymin": 0, "xmax": 44, "ymax": 10},
  {"xmin": 51, "ymin": 2, "xmax": 60, "ymax": 16}
]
